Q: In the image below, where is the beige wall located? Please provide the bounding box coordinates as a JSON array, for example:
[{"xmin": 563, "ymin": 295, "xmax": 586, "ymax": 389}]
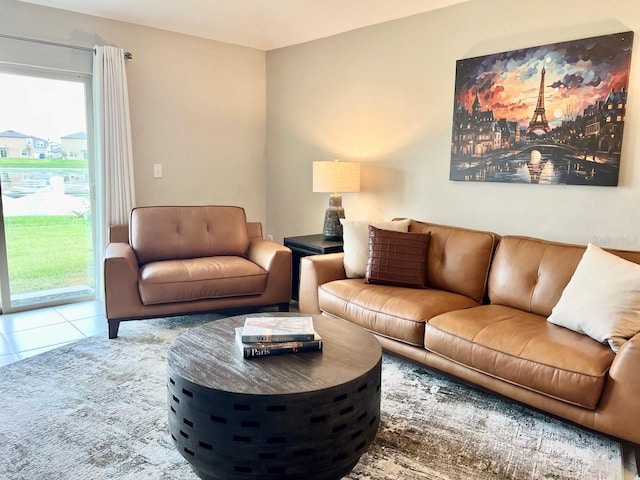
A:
[
  {"xmin": 5, "ymin": 0, "xmax": 640, "ymax": 245},
  {"xmin": 0, "ymin": 0, "xmax": 267, "ymax": 224},
  {"xmin": 266, "ymin": 0, "xmax": 640, "ymax": 248}
]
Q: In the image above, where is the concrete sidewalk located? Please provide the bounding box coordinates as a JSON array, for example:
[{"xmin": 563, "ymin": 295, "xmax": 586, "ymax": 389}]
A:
[{"xmin": 2, "ymin": 192, "xmax": 89, "ymax": 216}]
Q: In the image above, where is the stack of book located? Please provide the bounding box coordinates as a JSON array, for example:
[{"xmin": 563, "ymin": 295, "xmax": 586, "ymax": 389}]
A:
[{"xmin": 235, "ymin": 316, "xmax": 323, "ymax": 359}]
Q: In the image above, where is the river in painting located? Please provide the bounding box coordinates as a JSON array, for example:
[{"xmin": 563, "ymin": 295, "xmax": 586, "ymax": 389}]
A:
[{"xmin": 450, "ymin": 144, "xmax": 619, "ymax": 186}]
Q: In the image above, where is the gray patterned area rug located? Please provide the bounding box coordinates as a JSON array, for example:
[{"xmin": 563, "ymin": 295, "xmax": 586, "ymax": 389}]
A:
[{"xmin": 0, "ymin": 314, "xmax": 624, "ymax": 480}]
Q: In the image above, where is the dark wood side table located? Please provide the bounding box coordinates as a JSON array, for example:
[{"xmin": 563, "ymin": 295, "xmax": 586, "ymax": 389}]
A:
[
  {"xmin": 284, "ymin": 234, "xmax": 344, "ymax": 301},
  {"xmin": 166, "ymin": 313, "xmax": 382, "ymax": 480}
]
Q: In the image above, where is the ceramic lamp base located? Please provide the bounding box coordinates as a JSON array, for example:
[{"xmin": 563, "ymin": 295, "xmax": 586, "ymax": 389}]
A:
[{"xmin": 322, "ymin": 194, "xmax": 345, "ymax": 240}]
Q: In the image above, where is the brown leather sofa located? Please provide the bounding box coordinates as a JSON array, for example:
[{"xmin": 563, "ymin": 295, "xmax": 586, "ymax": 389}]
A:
[
  {"xmin": 299, "ymin": 219, "xmax": 640, "ymax": 459},
  {"xmin": 104, "ymin": 205, "xmax": 292, "ymax": 338}
]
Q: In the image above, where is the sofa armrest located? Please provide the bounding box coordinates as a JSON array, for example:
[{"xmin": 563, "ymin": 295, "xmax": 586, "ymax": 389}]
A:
[
  {"xmin": 593, "ymin": 332, "xmax": 640, "ymax": 443},
  {"xmin": 299, "ymin": 253, "xmax": 346, "ymax": 314},
  {"xmin": 103, "ymin": 242, "xmax": 142, "ymax": 320}
]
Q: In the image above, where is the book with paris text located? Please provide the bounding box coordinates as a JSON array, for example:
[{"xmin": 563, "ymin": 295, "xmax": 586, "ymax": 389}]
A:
[
  {"xmin": 240, "ymin": 316, "xmax": 315, "ymax": 343},
  {"xmin": 235, "ymin": 327, "xmax": 323, "ymax": 359}
]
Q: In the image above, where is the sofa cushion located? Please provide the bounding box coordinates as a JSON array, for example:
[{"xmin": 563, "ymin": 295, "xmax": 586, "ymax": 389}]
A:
[
  {"xmin": 547, "ymin": 243, "xmax": 640, "ymax": 352},
  {"xmin": 131, "ymin": 206, "xmax": 250, "ymax": 264},
  {"xmin": 365, "ymin": 226, "xmax": 431, "ymax": 288},
  {"xmin": 340, "ymin": 219, "xmax": 411, "ymax": 278},
  {"xmin": 408, "ymin": 220, "xmax": 497, "ymax": 303},
  {"xmin": 319, "ymin": 279, "xmax": 479, "ymax": 346},
  {"xmin": 424, "ymin": 304, "xmax": 616, "ymax": 409},
  {"xmin": 138, "ymin": 256, "xmax": 267, "ymax": 305}
]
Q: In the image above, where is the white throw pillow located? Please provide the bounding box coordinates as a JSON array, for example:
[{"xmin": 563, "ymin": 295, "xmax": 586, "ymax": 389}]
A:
[
  {"xmin": 547, "ymin": 242, "xmax": 640, "ymax": 352},
  {"xmin": 340, "ymin": 218, "xmax": 411, "ymax": 278}
]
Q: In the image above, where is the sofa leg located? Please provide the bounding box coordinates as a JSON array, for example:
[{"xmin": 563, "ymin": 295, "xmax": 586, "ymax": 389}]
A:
[
  {"xmin": 108, "ymin": 320, "xmax": 120, "ymax": 339},
  {"xmin": 635, "ymin": 444, "xmax": 640, "ymax": 475},
  {"xmin": 278, "ymin": 302, "xmax": 290, "ymax": 313}
]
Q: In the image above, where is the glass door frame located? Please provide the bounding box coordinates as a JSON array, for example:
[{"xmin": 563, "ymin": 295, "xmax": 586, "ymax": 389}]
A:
[{"xmin": 0, "ymin": 64, "xmax": 97, "ymax": 314}]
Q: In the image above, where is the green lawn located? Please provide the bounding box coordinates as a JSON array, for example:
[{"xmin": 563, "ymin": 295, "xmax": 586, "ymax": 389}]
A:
[
  {"xmin": 0, "ymin": 158, "xmax": 88, "ymax": 168},
  {"xmin": 5, "ymin": 215, "xmax": 93, "ymax": 294}
]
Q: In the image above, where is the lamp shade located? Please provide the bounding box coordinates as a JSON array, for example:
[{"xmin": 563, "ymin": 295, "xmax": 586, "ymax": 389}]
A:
[{"xmin": 313, "ymin": 160, "xmax": 360, "ymax": 193}]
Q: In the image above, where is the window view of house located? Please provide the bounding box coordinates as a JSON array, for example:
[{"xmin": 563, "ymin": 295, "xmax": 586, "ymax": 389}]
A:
[{"xmin": 0, "ymin": 71, "xmax": 94, "ymax": 311}]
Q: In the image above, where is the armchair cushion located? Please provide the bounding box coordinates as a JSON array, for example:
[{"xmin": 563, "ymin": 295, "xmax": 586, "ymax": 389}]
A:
[{"xmin": 139, "ymin": 256, "xmax": 268, "ymax": 305}]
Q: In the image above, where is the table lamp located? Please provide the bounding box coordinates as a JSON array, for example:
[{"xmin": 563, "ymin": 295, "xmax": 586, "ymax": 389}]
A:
[{"xmin": 313, "ymin": 159, "xmax": 361, "ymax": 240}]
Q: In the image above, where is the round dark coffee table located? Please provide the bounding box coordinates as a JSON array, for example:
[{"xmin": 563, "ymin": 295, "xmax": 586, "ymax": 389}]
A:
[{"xmin": 166, "ymin": 313, "xmax": 382, "ymax": 480}]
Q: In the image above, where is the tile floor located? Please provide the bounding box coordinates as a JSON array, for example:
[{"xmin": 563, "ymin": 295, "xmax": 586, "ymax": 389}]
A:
[{"xmin": 0, "ymin": 300, "xmax": 105, "ymax": 367}]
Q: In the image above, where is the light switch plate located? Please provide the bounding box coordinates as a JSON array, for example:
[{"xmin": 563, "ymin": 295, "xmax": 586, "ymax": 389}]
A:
[{"xmin": 153, "ymin": 164, "xmax": 162, "ymax": 178}]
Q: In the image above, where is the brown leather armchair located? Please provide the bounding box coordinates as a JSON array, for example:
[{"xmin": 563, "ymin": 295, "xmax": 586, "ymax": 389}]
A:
[{"xmin": 103, "ymin": 205, "xmax": 291, "ymax": 338}]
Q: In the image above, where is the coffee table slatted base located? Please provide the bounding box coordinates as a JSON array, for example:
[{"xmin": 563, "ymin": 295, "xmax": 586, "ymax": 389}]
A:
[{"xmin": 168, "ymin": 361, "xmax": 381, "ymax": 480}]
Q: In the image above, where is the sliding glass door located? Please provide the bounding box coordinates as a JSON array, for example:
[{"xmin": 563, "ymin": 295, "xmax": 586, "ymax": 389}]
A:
[{"xmin": 0, "ymin": 68, "xmax": 96, "ymax": 313}]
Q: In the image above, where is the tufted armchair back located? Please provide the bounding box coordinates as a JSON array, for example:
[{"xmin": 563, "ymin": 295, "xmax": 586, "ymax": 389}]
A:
[{"xmin": 130, "ymin": 205, "xmax": 250, "ymax": 264}]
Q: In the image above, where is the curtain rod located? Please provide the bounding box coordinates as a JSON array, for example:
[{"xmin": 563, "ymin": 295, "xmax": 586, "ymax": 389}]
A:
[{"xmin": 0, "ymin": 33, "xmax": 133, "ymax": 60}]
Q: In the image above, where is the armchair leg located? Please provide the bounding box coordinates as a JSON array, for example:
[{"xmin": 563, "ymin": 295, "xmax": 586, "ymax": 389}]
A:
[
  {"xmin": 277, "ymin": 302, "xmax": 290, "ymax": 313},
  {"xmin": 108, "ymin": 319, "xmax": 120, "ymax": 339}
]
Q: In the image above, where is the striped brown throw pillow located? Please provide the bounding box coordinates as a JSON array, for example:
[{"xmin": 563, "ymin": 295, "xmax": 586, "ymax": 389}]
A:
[{"xmin": 365, "ymin": 226, "xmax": 430, "ymax": 288}]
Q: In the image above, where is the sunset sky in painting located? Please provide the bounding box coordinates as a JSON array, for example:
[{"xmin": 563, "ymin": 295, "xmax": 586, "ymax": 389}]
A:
[{"xmin": 453, "ymin": 32, "xmax": 633, "ymax": 130}]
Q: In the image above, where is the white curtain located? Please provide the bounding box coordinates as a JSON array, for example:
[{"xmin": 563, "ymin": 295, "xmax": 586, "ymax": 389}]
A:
[{"xmin": 93, "ymin": 45, "xmax": 136, "ymax": 255}]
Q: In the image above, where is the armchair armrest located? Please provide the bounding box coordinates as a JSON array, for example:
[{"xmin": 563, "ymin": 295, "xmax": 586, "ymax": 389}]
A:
[
  {"xmin": 103, "ymin": 242, "xmax": 141, "ymax": 321},
  {"xmin": 247, "ymin": 238, "xmax": 292, "ymax": 302},
  {"xmin": 108, "ymin": 224, "xmax": 129, "ymax": 243},
  {"xmin": 246, "ymin": 222, "xmax": 263, "ymax": 240},
  {"xmin": 299, "ymin": 253, "xmax": 346, "ymax": 314},
  {"xmin": 594, "ymin": 332, "xmax": 640, "ymax": 444},
  {"xmin": 247, "ymin": 238, "xmax": 290, "ymax": 270}
]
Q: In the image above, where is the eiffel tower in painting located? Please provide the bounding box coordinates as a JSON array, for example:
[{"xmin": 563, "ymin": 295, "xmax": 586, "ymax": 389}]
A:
[{"xmin": 526, "ymin": 67, "xmax": 551, "ymax": 135}]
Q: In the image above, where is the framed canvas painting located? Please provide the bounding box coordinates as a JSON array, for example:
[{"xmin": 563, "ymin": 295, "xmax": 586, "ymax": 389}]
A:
[{"xmin": 450, "ymin": 31, "xmax": 633, "ymax": 186}]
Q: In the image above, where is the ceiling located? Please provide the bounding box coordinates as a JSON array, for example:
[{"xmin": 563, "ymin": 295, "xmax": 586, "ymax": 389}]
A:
[{"xmin": 19, "ymin": 0, "xmax": 469, "ymax": 51}]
